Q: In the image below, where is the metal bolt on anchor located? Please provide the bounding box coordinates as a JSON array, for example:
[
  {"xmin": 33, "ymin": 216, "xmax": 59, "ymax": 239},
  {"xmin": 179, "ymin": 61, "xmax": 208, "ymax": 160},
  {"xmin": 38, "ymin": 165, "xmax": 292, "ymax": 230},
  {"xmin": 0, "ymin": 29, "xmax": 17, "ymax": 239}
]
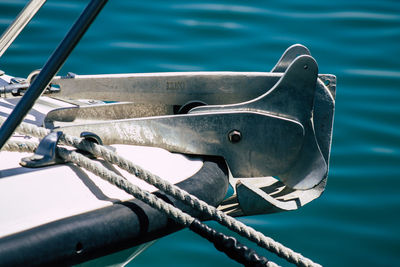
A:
[{"xmin": 228, "ymin": 130, "xmax": 242, "ymax": 143}]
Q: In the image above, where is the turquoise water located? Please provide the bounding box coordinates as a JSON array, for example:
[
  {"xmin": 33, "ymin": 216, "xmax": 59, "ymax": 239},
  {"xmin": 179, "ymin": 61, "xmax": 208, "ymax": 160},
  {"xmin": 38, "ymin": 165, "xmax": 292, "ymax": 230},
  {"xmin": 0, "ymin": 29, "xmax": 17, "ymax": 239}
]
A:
[{"xmin": 1, "ymin": 0, "xmax": 399, "ymax": 266}]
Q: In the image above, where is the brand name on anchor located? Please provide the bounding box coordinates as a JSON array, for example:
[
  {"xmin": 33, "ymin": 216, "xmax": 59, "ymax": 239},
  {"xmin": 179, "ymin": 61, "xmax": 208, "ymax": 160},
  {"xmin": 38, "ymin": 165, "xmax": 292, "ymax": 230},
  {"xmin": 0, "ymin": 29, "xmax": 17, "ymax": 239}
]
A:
[{"xmin": 166, "ymin": 81, "xmax": 186, "ymax": 90}]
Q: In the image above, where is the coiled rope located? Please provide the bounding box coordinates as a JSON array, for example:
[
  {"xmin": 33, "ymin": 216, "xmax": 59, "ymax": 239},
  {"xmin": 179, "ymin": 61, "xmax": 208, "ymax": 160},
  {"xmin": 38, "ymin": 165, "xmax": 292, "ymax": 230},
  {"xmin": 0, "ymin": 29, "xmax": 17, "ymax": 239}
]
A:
[{"xmin": 1, "ymin": 118, "xmax": 321, "ymax": 267}]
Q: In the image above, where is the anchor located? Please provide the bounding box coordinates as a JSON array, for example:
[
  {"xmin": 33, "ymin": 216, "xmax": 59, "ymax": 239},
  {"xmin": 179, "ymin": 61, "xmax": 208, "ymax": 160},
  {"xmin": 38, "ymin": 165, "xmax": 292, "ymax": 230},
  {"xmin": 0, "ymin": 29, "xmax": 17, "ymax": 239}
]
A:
[{"xmin": 21, "ymin": 44, "xmax": 337, "ymax": 215}]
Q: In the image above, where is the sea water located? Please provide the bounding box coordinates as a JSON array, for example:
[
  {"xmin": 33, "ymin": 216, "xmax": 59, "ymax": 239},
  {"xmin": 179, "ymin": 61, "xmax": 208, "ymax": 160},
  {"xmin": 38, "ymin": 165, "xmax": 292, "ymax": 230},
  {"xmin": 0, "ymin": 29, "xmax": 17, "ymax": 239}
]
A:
[{"xmin": 0, "ymin": 0, "xmax": 399, "ymax": 266}]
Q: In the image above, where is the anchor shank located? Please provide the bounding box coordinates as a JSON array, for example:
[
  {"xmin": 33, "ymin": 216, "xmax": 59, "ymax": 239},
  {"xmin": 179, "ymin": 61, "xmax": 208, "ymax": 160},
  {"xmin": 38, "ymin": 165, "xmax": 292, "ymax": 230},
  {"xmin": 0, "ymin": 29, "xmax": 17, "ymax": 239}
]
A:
[{"xmin": 51, "ymin": 72, "xmax": 332, "ymax": 106}]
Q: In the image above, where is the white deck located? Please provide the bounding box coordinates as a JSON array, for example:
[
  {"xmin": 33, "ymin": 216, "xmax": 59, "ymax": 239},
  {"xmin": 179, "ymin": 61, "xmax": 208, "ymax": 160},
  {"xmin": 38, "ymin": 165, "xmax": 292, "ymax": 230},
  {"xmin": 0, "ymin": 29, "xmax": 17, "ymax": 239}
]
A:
[{"xmin": 0, "ymin": 97, "xmax": 203, "ymax": 238}]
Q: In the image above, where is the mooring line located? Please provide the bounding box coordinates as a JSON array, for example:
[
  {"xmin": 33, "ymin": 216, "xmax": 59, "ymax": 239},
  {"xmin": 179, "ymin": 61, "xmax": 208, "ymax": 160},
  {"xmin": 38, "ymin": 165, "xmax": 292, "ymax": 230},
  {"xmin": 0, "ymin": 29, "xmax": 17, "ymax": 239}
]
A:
[{"xmin": 1, "ymin": 117, "xmax": 320, "ymax": 267}]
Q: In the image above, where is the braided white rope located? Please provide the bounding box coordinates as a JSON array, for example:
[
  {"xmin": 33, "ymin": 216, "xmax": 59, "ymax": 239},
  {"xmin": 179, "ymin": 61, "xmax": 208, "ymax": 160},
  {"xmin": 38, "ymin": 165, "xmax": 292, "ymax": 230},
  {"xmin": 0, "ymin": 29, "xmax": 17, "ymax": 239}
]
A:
[
  {"xmin": 58, "ymin": 147, "xmax": 195, "ymax": 227},
  {"xmin": 75, "ymin": 140, "xmax": 318, "ymax": 267},
  {"xmin": 2, "ymin": 139, "xmax": 38, "ymax": 153},
  {"xmin": 1, "ymin": 118, "xmax": 319, "ymax": 267}
]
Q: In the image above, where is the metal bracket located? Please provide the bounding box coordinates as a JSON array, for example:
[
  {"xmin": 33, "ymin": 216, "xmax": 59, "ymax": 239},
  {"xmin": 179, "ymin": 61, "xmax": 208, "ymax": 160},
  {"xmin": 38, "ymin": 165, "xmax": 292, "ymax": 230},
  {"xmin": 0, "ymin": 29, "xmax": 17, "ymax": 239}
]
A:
[
  {"xmin": 20, "ymin": 131, "xmax": 65, "ymax": 168},
  {"xmin": 77, "ymin": 131, "xmax": 103, "ymax": 159},
  {"xmin": 19, "ymin": 131, "xmax": 103, "ymax": 168},
  {"xmin": 0, "ymin": 69, "xmax": 60, "ymax": 99}
]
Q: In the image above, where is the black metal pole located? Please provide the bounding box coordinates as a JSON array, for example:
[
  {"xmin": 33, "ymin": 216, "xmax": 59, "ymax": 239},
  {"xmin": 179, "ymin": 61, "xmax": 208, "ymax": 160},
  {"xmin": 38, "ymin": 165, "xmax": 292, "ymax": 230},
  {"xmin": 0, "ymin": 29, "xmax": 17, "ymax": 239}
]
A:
[{"xmin": 0, "ymin": 0, "xmax": 108, "ymax": 150}]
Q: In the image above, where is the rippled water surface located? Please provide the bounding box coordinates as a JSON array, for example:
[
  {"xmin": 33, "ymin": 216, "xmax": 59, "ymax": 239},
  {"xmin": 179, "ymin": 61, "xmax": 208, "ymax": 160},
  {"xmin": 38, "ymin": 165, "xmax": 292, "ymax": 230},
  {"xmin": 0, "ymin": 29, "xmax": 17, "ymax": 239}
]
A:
[{"xmin": 1, "ymin": 0, "xmax": 399, "ymax": 266}]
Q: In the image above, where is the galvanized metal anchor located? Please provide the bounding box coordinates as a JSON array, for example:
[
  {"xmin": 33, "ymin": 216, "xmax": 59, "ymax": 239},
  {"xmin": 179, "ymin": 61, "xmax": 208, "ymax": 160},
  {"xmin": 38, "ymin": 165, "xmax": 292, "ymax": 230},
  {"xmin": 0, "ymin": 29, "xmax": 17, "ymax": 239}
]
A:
[{"xmin": 24, "ymin": 44, "xmax": 337, "ymax": 215}]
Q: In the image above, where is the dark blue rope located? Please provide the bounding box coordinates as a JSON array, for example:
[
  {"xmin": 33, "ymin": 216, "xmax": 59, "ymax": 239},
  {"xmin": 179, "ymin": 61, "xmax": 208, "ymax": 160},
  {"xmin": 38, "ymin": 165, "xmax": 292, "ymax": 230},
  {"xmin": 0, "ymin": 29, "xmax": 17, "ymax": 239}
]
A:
[{"xmin": 189, "ymin": 219, "xmax": 269, "ymax": 266}]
